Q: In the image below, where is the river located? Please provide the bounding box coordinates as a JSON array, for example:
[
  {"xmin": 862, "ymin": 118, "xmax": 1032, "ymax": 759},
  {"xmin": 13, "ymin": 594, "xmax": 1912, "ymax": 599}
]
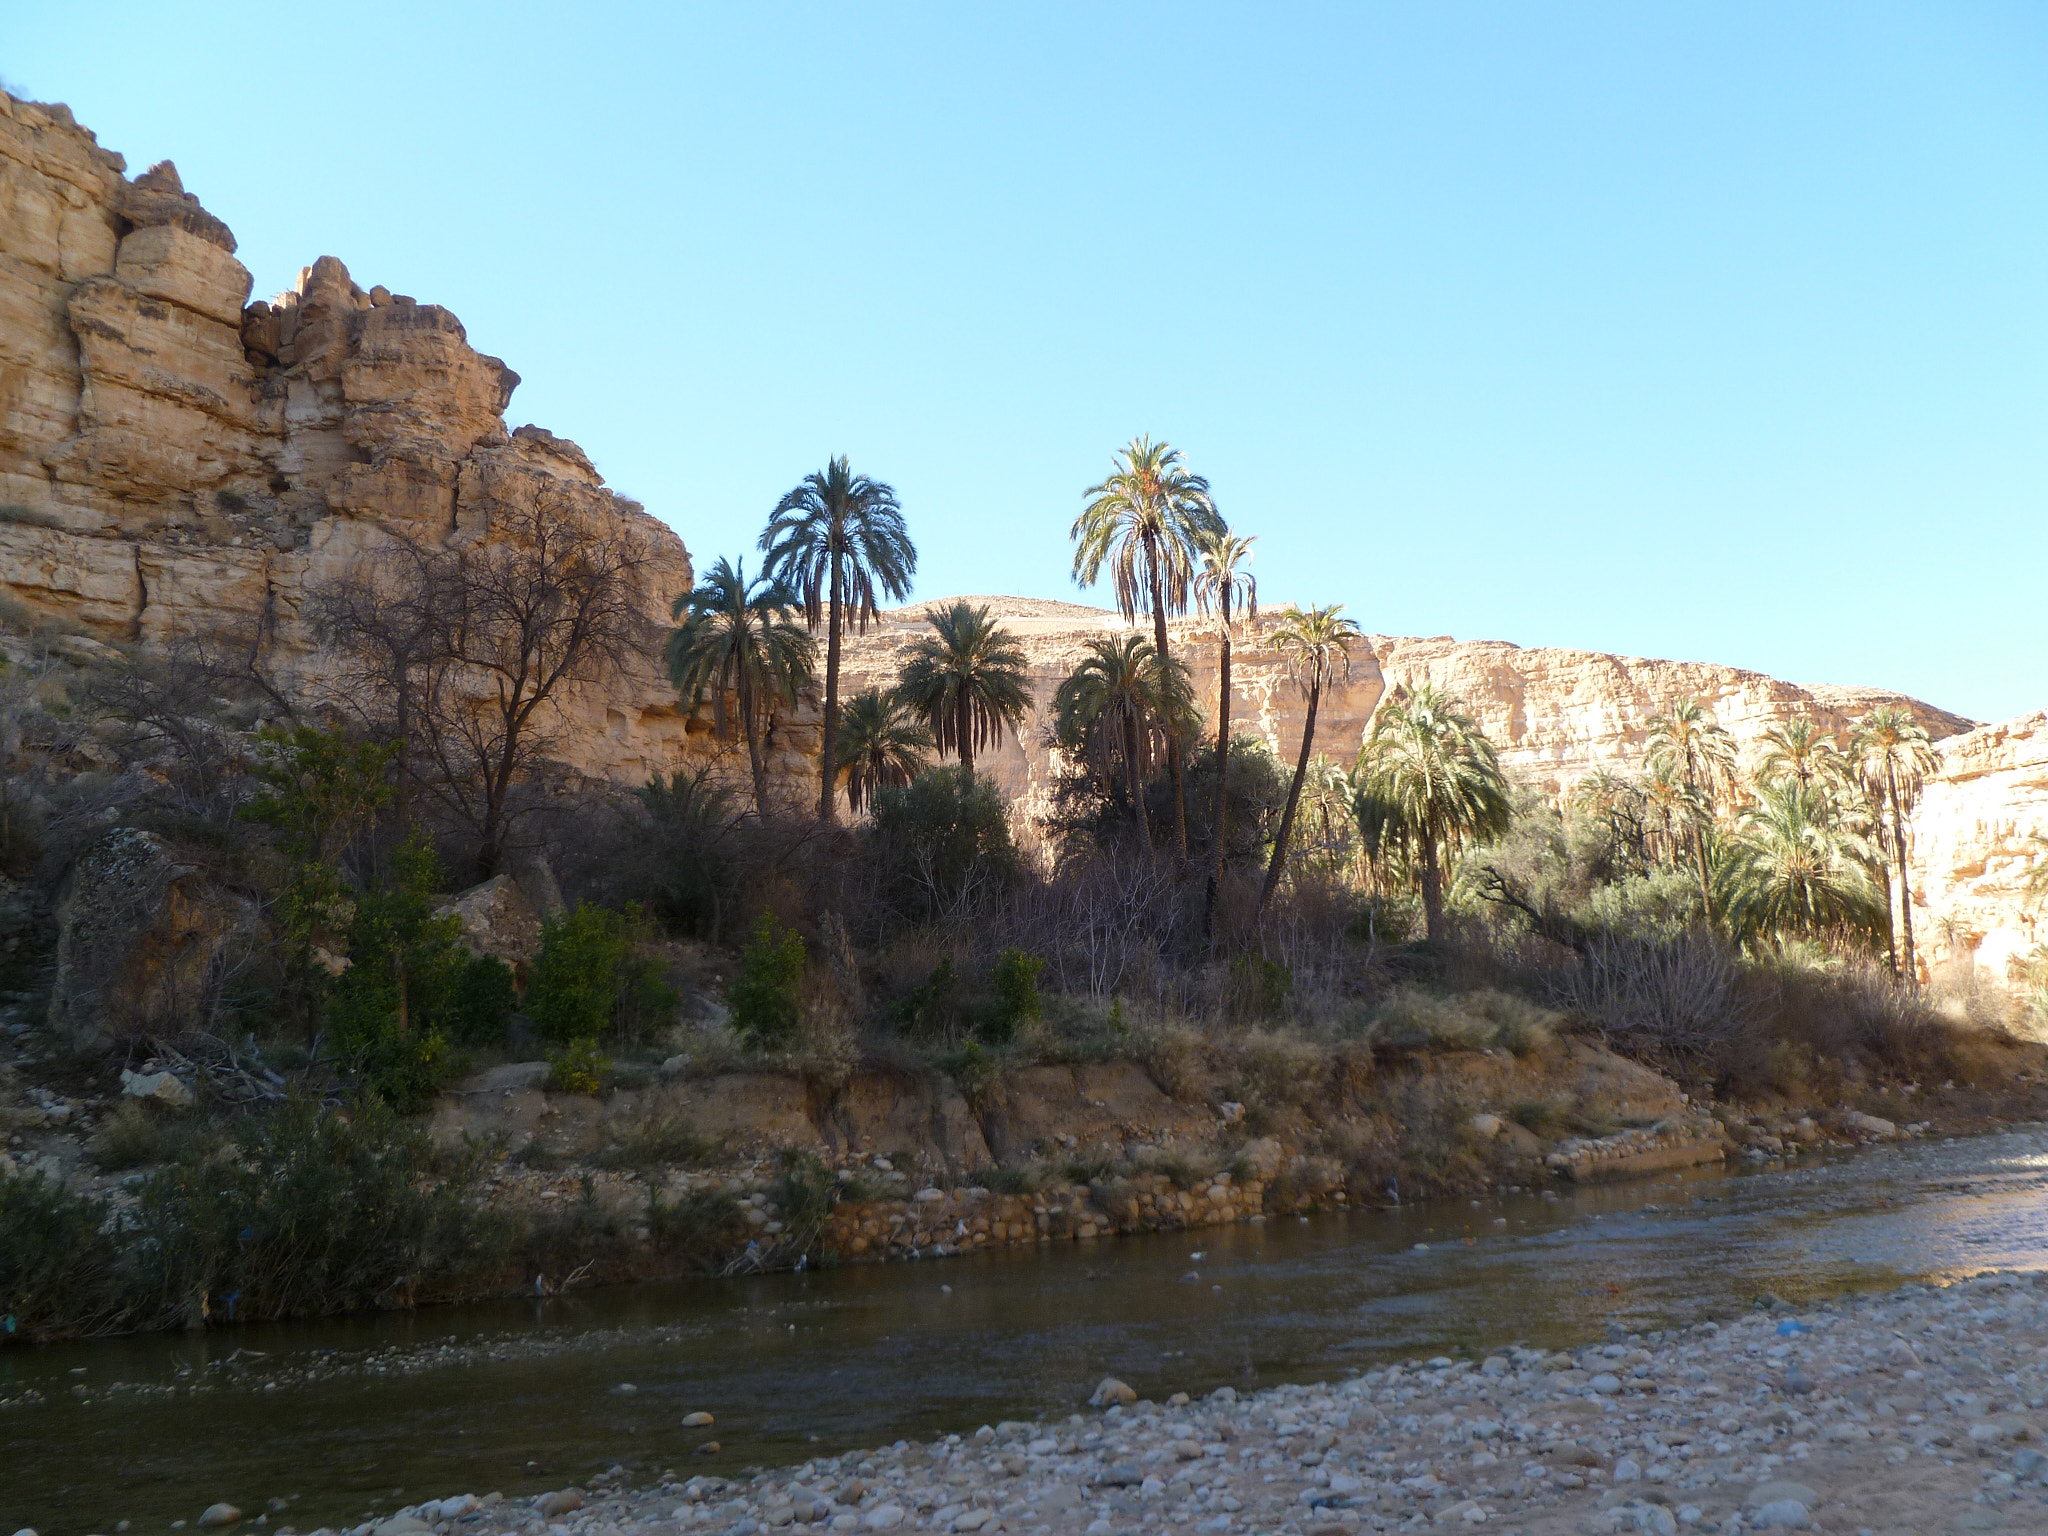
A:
[{"xmin": 7, "ymin": 1126, "xmax": 2048, "ymax": 1535}]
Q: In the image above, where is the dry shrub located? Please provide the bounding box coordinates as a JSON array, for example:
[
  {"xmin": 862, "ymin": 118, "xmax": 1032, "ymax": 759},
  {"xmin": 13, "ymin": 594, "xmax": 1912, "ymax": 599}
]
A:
[
  {"xmin": 1133, "ymin": 1020, "xmax": 1207, "ymax": 1101},
  {"xmin": 1716, "ymin": 958, "xmax": 2013, "ymax": 1099},
  {"xmin": 1366, "ymin": 986, "xmax": 1558, "ymax": 1055},
  {"xmin": 1220, "ymin": 1030, "xmax": 1327, "ymax": 1128},
  {"xmin": 1550, "ymin": 931, "xmax": 1751, "ymax": 1068}
]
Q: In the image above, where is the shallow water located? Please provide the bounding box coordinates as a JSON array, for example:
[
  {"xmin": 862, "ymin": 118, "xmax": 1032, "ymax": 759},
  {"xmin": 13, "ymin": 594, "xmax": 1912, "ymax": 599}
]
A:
[{"xmin": 7, "ymin": 1127, "xmax": 2048, "ymax": 1535}]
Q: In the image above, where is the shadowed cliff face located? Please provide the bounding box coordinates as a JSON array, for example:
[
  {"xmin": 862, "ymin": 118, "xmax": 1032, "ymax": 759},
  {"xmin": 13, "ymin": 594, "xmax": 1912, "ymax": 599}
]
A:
[{"xmin": 1, "ymin": 95, "xmax": 2037, "ymax": 981}]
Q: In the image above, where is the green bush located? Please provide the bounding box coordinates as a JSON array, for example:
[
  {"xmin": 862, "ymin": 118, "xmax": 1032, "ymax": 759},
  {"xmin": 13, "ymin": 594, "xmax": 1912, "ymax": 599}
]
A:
[
  {"xmin": 0, "ymin": 1175, "xmax": 134, "ymax": 1340},
  {"xmin": 326, "ymin": 836, "xmax": 476, "ymax": 1110},
  {"xmin": 893, "ymin": 956, "xmax": 962, "ymax": 1038},
  {"xmin": 545, "ymin": 1036, "xmax": 612, "ymax": 1095},
  {"xmin": 135, "ymin": 1096, "xmax": 487, "ymax": 1325},
  {"xmin": 727, "ymin": 912, "xmax": 806, "ymax": 1048},
  {"xmin": 447, "ymin": 954, "xmax": 517, "ymax": 1046},
  {"xmin": 87, "ymin": 1101, "xmax": 219, "ymax": 1173},
  {"xmin": 984, "ymin": 948, "xmax": 1044, "ymax": 1043},
  {"xmin": 866, "ymin": 766, "xmax": 1018, "ymax": 921},
  {"xmin": 528, "ymin": 903, "xmax": 674, "ymax": 1045}
]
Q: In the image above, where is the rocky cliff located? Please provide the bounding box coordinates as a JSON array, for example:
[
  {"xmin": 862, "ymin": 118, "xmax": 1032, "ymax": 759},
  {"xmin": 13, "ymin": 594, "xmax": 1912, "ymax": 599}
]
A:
[{"xmin": 0, "ymin": 92, "xmax": 706, "ymax": 787}]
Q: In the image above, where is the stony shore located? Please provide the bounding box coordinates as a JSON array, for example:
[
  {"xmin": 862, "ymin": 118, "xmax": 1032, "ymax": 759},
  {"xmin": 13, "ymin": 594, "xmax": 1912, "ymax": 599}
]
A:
[{"xmin": 216, "ymin": 1267, "xmax": 2048, "ymax": 1536}]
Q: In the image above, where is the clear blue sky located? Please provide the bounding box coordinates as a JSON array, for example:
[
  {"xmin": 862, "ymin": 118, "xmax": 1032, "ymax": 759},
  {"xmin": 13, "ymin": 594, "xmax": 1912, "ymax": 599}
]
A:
[{"xmin": 12, "ymin": 3, "xmax": 2045, "ymax": 721}]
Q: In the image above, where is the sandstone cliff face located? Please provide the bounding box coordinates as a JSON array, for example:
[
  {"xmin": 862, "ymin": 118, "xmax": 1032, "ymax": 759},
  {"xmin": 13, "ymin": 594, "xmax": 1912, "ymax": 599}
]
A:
[
  {"xmin": 843, "ymin": 600, "xmax": 2041, "ymax": 984},
  {"xmin": 1911, "ymin": 713, "xmax": 2048, "ymax": 985},
  {"xmin": 0, "ymin": 93, "xmax": 699, "ymax": 787},
  {"xmin": 842, "ymin": 597, "xmax": 1969, "ymax": 805}
]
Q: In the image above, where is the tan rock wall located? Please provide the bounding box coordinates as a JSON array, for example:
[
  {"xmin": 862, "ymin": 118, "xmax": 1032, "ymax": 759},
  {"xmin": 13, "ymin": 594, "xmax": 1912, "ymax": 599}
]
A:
[
  {"xmin": 1911, "ymin": 712, "xmax": 2048, "ymax": 984},
  {"xmin": 0, "ymin": 91, "xmax": 702, "ymax": 790}
]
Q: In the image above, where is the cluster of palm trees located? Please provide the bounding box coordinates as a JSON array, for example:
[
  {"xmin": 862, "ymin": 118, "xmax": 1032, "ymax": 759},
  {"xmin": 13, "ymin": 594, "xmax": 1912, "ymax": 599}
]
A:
[
  {"xmin": 660, "ymin": 442, "xmax": 1948, "ymax": 976},
  {"xmin": 663, "ymin": 439, "xmax": 1389, "ymax": 934},
  {"xmin": 1573, "ymin": 699, "xmax": 1941, "ymax": 972}
]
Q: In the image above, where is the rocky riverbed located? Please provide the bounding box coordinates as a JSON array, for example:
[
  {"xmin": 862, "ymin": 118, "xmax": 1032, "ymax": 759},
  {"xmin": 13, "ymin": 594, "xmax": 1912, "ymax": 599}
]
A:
[{"xmin": 154, "ymin": 1267, "xmax": 2048, "ymax": 1536}]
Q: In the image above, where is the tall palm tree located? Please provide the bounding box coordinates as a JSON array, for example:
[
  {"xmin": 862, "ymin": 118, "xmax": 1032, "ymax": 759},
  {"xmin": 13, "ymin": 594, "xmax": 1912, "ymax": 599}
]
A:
[
  {"xmin": 1051, "ymin": 634, "xmax": 1191, "ymax": 852},
  {"xmin": 1353, "ymin": 682, "xmax": 1511, "ymax": 941},
  {"xmin": 1259, "ymin": 605, "xmax": 1363, "ymax": 915},
  {"xmin": 666, "ymin": 558, "xmax": 816, "ymax": 819},
  {"xmin": 1192, "ymin": 526, "xmax": 1256, "ymax": 933},
  {"xmin": 831, "ymin": 688, "xmax": 933, "ymax": 815},
  {"xmin": 760, "ymin": 457, "xmax": 917, "ymax": 823},
  {"xmin": 1851, "ymin": 705, "xmax": 1941, "ymax": 981},
  {"xmin": 1646, "ymin": 698, "xmax": 1738, "ymax": 920},
  {"xmin": 1721, "ymin": 778, "xmax": 1888, "ymax": 945},
  {"xmin": 1071, "ymin": 437, "xmax": 1224, "ymax": 861},
  {"xmin": 894, "ymin": 601, "xmax": 1032, "ymax": 779}
]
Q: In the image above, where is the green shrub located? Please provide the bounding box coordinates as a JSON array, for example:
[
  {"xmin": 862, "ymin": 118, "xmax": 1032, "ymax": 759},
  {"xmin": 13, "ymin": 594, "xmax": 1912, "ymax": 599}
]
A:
[
  {"xmin": 528, "ymin": 903, "xmax": 674, "ymax": 1046},
  {"xmin": 984, "ymin": 948, "xmax": 1044, "ymax": 1043},
  {"xmin": 866, "ymin": 766, "xmax": 1018, "ymax": 921},
  {"xmin": 326, "ymin": 836, "xmax": 476, "ymax": 1110},
  {"xmin": 0, "ymin": 1175, "xmax": 134, "ymax": 1340},
  {"xmin": 444, "ymin": 953, "xmax": 517, "ymax": 1046},
  {"xmin": 135, "ymin": 1096, "xmax": 487, "ymax": 1324},
  {"xmin": 545, "ymin": 1036, "xmax": 612, "ymax": 1096},
  {"xmin": 727, "ymin": 912, "xmax": 806, "ymax": 1048},
  {"xmin": 894, "ymin": 956, "xmax": 962, "ymax": 1038}
]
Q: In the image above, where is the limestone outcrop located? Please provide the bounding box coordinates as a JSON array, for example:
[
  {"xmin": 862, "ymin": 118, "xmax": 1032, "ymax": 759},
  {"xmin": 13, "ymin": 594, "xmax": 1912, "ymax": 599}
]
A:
[
  {"xmin": 0, "ymin": 92, "xmax": 702, "ymax": 788},
  {"xmin": 1912, "ymin": 712, "xmax": 2048, "ymax": 985}
]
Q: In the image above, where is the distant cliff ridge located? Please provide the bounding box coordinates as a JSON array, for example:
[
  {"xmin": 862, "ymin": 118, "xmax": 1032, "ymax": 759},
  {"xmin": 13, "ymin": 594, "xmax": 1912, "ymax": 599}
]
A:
[{"xmin": 0, "ymin": 96, "xmax": 2038, "ymax": 983}]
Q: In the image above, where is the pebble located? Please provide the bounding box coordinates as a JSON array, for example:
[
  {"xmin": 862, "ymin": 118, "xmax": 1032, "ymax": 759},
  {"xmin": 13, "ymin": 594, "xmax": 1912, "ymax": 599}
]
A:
[{"xmin": 197, "ymin": 1507, "xmax": 241, "ymax": 1529}]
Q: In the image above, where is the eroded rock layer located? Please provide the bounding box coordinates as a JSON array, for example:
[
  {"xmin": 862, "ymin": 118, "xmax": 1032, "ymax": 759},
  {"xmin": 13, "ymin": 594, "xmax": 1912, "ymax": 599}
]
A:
[{"xmin": 0, "ymin": 93, "xmax": 704, "ymax": 787}]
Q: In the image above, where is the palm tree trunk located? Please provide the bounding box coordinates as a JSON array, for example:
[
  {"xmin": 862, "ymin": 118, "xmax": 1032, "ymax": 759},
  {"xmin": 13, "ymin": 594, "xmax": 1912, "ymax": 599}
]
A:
[
  {"xmin": 740, "ymin": 670, "xmax": 771, "ymax": 819},
  {"xmin": 1420, "ymin": 833, "xmax": 1444, "ymax": 942},
  {"xmin": 1123, "ymin": 706, "xmax": 1152, "ymax": 853},
  {"xmin": 1692, "ymin": 821, "xmax": 1713, "ymax": 925},
  {"xmin": 1888, "ymin": 761, "xmax": 1917, "ymax": 982},
  {"xmin": 957, "ymin": 687, "xmax": 974, "ymax": 779},
  {"xmin": 818, "ymin": 550, "xmax": 843, "ymax": 823},
  {"xmin": 1148, "ymin": 561, "xmax": 1189, "ymax": 865},
  {"xmin": 1204, "ymin": 614, "xmax": 1232, "ymax": 940},
  {"xmin": 1260, "ymin": 675, "xmax": 1320, "ymax": 916}
]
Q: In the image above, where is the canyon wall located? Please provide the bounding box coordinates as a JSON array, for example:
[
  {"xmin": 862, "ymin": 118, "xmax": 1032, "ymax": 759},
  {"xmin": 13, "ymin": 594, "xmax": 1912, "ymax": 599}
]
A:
[
  {"xmin": 843, "ymin": 599, "xmax": 2041, "ymax": 982},
  {"xmin": 0, "ymin": 92, "xmax": 726, "ymax": 789}
]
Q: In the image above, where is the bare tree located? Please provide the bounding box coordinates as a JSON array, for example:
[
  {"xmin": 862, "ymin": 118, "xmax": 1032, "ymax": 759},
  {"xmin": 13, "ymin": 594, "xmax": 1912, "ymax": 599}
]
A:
[
  {"xmin": 309, "ymin": 485, "xmax": 660, "ymax": 879},
  {"xmin": 305, "ymin": 533, "xmax": 448, "ymax": 830}
]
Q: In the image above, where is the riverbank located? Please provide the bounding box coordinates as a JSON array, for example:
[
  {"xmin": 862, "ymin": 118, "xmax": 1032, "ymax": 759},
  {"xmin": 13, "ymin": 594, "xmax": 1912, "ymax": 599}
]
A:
[{"xmin": 220, "ymin": 1265, "xmax": 2048, "ymax": 1536}]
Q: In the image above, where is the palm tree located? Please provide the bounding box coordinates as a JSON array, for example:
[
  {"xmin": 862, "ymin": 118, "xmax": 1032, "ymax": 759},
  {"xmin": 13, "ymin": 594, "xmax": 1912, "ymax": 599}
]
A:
[
  {"xmin": 760, "ymin": 457, "xmax": 916, "ymax": 823},
  {"xmin": 1051, "ymin": 634, "xmax": 1192, "ymax": 852},
  {"xmin": 894, "ymin": 601, "xmax": 1032, "ymax": 779},
  {"xmin": 1071, "ymin": 437, "xmax": 1224, "ymax": 861},
  {"xmin": 831, "ymin": 688, "xmax": 933, "ymax": 815},
  {"xmin": 1721, "ymin": 778, "xmax": 1888, "ymax": 945},
  {"xmin": 1353, "ymin": 682, "xmax": 1511, "ymax": 941},
  {"xmin": 1757, "ymin": 718, "xmax": 1850, "ymax": 801},
  {"xmin": 1192, "ymin": 526, "xmax": 1256, "ymax": 933},
  {"xmin": 666, "ymin": 558, "xmax": 816, "ymax": 819},
  {"xmin": 1646, "ymin": 698, "xmax": 1738, "ymax": 920},
  {"xmin": 1851, "ymin": 705, "xmax": 1941, "ymax": 981},
  {"xmin": 1259, "ymin": 605, "xmax": 1363, "ymax": 915}
]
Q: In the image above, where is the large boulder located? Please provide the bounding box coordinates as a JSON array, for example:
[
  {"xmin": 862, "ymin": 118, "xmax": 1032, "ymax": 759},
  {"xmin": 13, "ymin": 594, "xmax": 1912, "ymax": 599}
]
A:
[{"xmin": 47, "ymin": 828, "xmax": 239, "ymax": 1052}]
